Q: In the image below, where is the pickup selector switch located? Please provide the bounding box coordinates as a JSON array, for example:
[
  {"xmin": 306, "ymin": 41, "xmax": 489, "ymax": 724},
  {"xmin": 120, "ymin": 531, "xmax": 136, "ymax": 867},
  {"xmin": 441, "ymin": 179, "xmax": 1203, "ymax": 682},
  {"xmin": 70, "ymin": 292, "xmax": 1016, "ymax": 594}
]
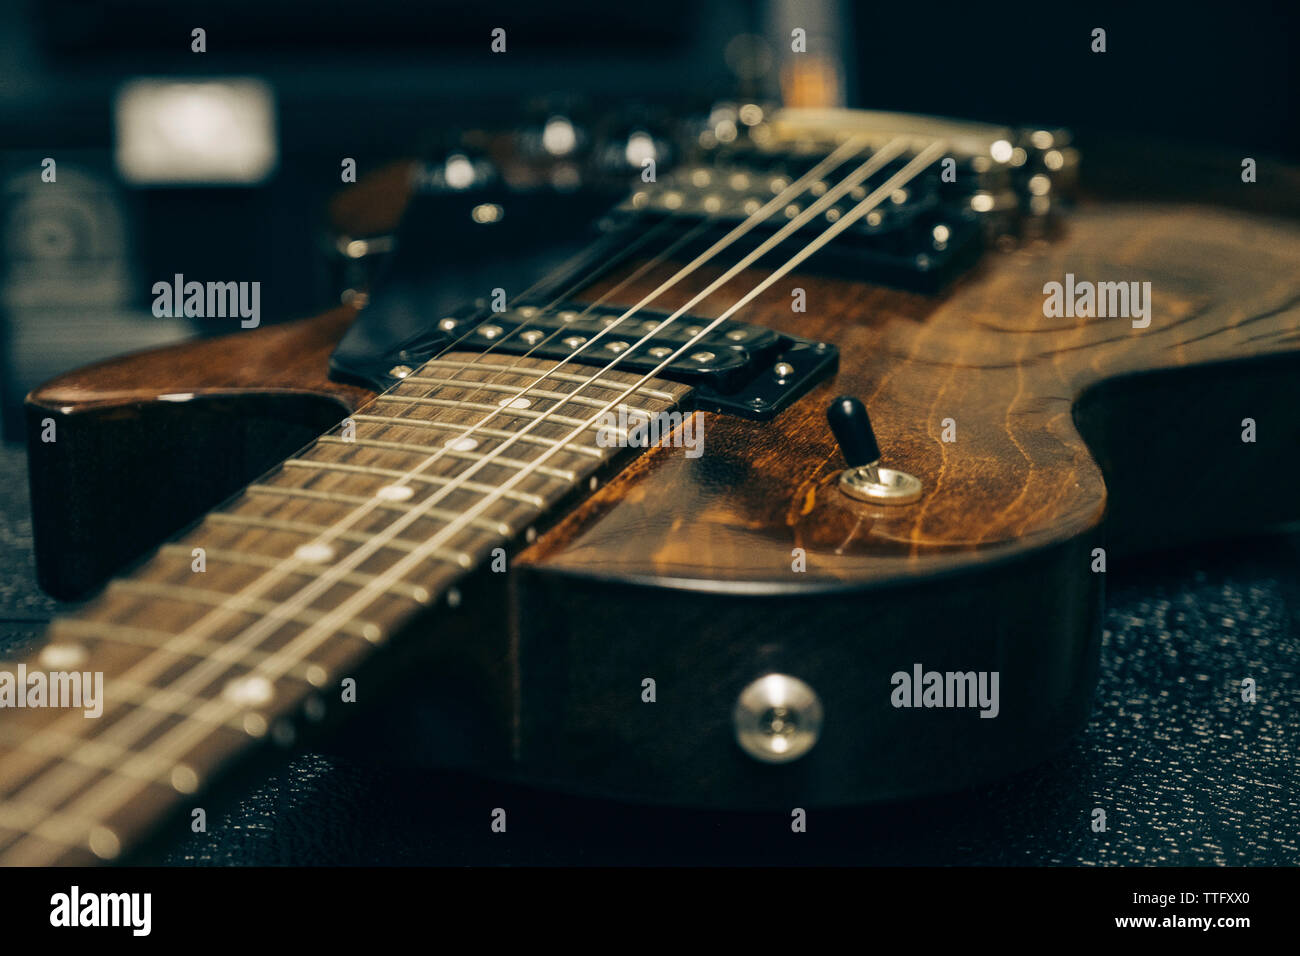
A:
[{"xmin": 827, "ymin": 395, "xmax": 923, "ymax": 504}]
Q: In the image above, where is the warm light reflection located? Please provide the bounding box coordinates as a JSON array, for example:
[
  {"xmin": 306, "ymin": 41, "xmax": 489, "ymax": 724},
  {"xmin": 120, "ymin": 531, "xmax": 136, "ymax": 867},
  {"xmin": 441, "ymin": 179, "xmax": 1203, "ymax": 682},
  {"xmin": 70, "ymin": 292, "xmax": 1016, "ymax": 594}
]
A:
[{"xmin": 115, "ymin": 78, "xmax": 277, "ymax": 184}]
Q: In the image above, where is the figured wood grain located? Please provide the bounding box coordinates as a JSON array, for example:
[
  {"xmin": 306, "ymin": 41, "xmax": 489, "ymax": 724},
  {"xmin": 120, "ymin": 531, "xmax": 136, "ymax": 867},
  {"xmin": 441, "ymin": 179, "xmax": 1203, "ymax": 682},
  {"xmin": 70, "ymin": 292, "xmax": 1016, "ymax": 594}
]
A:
[
  {"xmin": 523, "ymin": 201, "xmax": 1300, "ymax": 583},
  {"xmin": 11, "ymin": 183, "xmax": 1300, "ymax": 849}
]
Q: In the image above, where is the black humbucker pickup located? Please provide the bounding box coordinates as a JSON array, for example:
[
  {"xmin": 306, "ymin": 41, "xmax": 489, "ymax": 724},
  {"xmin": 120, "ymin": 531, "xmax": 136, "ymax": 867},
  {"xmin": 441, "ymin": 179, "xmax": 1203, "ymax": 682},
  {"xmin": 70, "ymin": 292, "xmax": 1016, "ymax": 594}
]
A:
[{"xmin": 330, "ymin": 301, "xmax": 838, "ymax": 421}]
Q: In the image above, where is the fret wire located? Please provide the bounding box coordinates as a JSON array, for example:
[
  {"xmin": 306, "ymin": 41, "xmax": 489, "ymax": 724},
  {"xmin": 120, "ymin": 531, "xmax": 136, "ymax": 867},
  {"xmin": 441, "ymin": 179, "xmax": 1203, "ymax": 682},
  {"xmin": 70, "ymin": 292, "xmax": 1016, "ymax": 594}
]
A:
[
  {"xmin": 394, "ymin": 140, "xmax": 865, "ymax": 423},
  {"xmin": 369, "ymin": 395, "xmax": 602, "ymax": 430},
  {"xmin": 6, "ymin": 365, "xmax": 689, "ymax": 862},
  {"xmin": 247, "ymin": 481, "xmax": 435, "ymax": 513},
  {"xmin": 378, "ymin": 211, "xmax": 690, "ymax": 413},
  {"xmin": 422, "ymin": 359, "xmax": 678, "ymax": 401},
  {"xmin": 15, "ymin": 683, "xmax": 299, "ymax": 860},
  {"xmin": 313, "ymin": 435, "xmax": 578, "ymax": 481},
  {"xmin": 401, "ymin": 375, "xmax": 661, "ymax": 414},
  {"xmin": 0, "ymin": 720, "xmax": 200, "ymax": 788},
  {"xmin": 226, "ymin": 145, "xmax": 940, "ymax": 726},
  {"xmin": 0, "ymin": 800, "xmax": 103, "ymax": 850},
  {"xmin": 247, "ymin": 480, "xmax": 531, "ymax": 530},
  {"xmin": 108, "ymin": 579, "xmax": 385, "ymax": 643},
  {"xmin": 0, "ymin": 136, "xmax": 862, "ymax": 862},
  {"xmin": 348, "ymin": 414, "xmax": 607, "ymax": 458},
  {"xmin": 156, "ymin": 544, "xmax": 432, "ymax": 603},
  {"xmin": 53, "ymin": 613, "xmax": 346, "ymax": 679},
  {"xmin": 2, "ymin": 653, "xmax": 312, "ymax": 847},
  {"xmin": 385, "ymin": 141, "xmax": 863, "ymax": 424},
  {"xmin": 276, "ymin": 462, "xmax": 515, "ymax": 531},
  {"xmin": 16, "ymin": 375, "xmax": 680, "ymax": 856},
  {"xmin": 205, "ymin": 512, "xmax": 477, "ymax": 566},
  {"xmin": 444, "ymin": 213, "xmax": 701, "ymax": 384},
  {"xmin": 105, "ymin": 679, "xmax": 257, "ymax": 735},
  {"xmin": 303, "ymin": 442, "xmax": 553, "ymax": 504}
]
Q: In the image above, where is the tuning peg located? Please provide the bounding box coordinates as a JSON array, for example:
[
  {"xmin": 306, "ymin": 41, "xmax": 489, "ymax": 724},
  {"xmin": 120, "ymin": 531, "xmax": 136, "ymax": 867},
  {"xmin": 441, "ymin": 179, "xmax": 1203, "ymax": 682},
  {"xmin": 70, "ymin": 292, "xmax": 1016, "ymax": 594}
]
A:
[{"xmin": 826, "ymin": 395, "xmax": 923, "ymax": 504}]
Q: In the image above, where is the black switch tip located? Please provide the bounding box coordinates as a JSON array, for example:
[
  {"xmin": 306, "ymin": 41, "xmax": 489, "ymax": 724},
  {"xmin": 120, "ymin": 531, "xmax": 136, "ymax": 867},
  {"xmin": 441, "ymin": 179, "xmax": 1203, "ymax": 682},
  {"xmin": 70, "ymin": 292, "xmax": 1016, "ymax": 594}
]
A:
[{"xmin": 827, "ymin": 395, "xmax": 881, "ymax": 467}]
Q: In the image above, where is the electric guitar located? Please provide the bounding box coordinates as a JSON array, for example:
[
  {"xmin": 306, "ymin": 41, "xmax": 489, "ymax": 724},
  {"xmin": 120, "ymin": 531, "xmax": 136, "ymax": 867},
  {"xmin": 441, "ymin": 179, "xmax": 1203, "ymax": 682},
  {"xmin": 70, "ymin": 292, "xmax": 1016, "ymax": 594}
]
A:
[{"xmin": 3, "ymin": 107, "xmax": 1298, "ymax": 864}]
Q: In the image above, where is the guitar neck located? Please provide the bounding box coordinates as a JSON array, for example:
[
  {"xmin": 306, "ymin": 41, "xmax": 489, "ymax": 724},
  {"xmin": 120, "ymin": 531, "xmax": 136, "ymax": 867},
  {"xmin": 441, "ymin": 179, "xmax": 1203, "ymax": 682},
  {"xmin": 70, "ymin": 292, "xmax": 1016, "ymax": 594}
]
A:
[{"xmin": 0, "ymin": 351, "xmax": 691, "ymax": 864}]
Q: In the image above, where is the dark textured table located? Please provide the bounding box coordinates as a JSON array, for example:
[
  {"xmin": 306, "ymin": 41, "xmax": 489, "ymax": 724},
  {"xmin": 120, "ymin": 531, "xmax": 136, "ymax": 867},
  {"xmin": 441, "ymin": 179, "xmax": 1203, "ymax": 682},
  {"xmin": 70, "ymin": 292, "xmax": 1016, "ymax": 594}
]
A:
[{"xmin": 1, "ymin": 442, "xmax": 1296, "ymax": 865}]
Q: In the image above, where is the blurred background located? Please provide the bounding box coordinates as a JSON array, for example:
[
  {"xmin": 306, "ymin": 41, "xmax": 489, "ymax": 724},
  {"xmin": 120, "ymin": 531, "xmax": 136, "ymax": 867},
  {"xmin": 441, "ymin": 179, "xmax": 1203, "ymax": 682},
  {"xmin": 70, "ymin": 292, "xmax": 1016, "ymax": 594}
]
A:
[{"xmin": 1, "ymin": 0, "xmax": 1296, "ymax": 439}]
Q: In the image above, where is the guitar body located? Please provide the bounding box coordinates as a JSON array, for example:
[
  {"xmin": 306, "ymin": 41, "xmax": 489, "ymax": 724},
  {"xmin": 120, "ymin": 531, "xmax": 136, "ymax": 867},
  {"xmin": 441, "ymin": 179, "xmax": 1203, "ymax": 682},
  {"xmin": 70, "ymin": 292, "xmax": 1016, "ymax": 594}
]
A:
[{"xmin": 26, "ymin": 189, "xmax": 1300, "ymax": 810}]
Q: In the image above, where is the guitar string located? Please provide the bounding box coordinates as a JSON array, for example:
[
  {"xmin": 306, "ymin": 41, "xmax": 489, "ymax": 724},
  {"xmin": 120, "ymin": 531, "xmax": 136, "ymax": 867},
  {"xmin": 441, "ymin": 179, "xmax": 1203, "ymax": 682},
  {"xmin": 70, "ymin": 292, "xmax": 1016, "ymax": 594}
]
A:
[
  {"xmin": 9, "ymin": 143, "xmax": 941, "ymax": 861},
  {"xmin": 0, "ymin": 208, "xmax": 697, "ymax": 833},
  {"xmin": 0, "ymin": 137, "xmax": 884, "ymax": 848},
  {"xmin": 4, "ymin": 141, "xmax": 871, "ymax": 792},
  {"xmin": 272, "ymin": 142, "xmax": 946, "ymax": 643},
  {"xmin": 342, "ymin": 213, "xmax": 718, "ymax": 423},
  {"xmin": 298, "ymin": 140, "xmax": 872, "ymax": 504},
  {"xmin": 11, "ymin": 141, "xmax": 946, "ymax": 860},
  {"xmin": 389, "ymin": 210, "xmax": 691, "ymax": 382},
  {"xmin": 323, "ymin": 137, "xmax": 873, "ymax": 440},
  {"xmin": 386, "ymin": 136, "xmax": 904, "ymax": 452},
  {"xmin": 13, "ymin": 138, "xmax": 902, "ymax": 791}
]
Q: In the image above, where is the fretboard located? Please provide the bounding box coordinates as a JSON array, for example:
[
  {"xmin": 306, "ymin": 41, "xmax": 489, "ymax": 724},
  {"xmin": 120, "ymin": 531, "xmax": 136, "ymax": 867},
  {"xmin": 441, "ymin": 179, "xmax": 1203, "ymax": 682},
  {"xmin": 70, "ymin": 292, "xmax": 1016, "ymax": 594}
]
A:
[{"xmin": 0, "ymin": 351, "xmax": 691, "ymax": 864}]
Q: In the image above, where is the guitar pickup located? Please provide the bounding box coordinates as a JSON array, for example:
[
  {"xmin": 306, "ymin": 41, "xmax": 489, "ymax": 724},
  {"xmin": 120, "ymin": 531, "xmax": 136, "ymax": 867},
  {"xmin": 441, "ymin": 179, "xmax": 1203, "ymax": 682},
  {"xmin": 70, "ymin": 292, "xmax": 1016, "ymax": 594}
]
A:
[{"xmin": 330, "ymin": 301, "xmax": 838, "ymax": 421}]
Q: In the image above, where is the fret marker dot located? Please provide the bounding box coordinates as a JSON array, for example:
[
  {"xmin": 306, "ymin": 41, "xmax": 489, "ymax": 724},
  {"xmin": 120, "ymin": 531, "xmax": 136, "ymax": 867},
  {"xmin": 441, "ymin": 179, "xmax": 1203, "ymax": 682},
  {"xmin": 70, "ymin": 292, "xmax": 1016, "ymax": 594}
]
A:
[
  {"xmin": 447, "ymin": 588, "xmax": 462, "ymax": 609},
  {"xmin": 88, "ymin": 826, "xmax": 121, "ymax": 861},
  {"xmin": 445, "ymin": 436, "xmax": 478, "ymax": 452},
  {"xmin": 376, "ymin": 484, "xmax": 414, "ymax": 502},
  {"xmin": 499, "ymin": 396, "xmax": 531, "ymax": 409},
  {"xmin": 171, "ymin": 765, "xmax": 199, "ymax": 794},
  {"xmin": 224, "ymin": 675, "xmax": 274, "ymax": 707},
  {"xmin": 40, "ymin": 643, "xmax": 87, "ymax": 669},
  {"xmin": 243, "ymin": 713, "xmax": 269, "ymax": 737},
  {"xmin": 294, "ymin": 542, "xmax": 334, "ymax": 564},
  {"xmin": 525, "ymin": 526, "xmax": 537, "ymax": 544}
]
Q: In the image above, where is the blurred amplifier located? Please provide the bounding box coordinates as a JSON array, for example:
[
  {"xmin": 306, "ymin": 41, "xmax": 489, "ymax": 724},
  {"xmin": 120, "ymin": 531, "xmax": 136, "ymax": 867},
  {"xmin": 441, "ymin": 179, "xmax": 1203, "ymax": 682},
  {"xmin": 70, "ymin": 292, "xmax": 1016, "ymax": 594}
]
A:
[{"xmin": 0, "ymin": 151, "xmax": 189, "ymax": 442}]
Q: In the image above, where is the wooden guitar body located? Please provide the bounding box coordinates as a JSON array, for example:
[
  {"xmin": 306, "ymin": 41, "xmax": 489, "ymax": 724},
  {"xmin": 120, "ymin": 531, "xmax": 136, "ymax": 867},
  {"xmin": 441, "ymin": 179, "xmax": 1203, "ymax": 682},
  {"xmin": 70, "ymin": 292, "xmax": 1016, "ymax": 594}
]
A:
[{"xmin": 26, "ymin": 191, "xmax": 1300, "ymax": 812}]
